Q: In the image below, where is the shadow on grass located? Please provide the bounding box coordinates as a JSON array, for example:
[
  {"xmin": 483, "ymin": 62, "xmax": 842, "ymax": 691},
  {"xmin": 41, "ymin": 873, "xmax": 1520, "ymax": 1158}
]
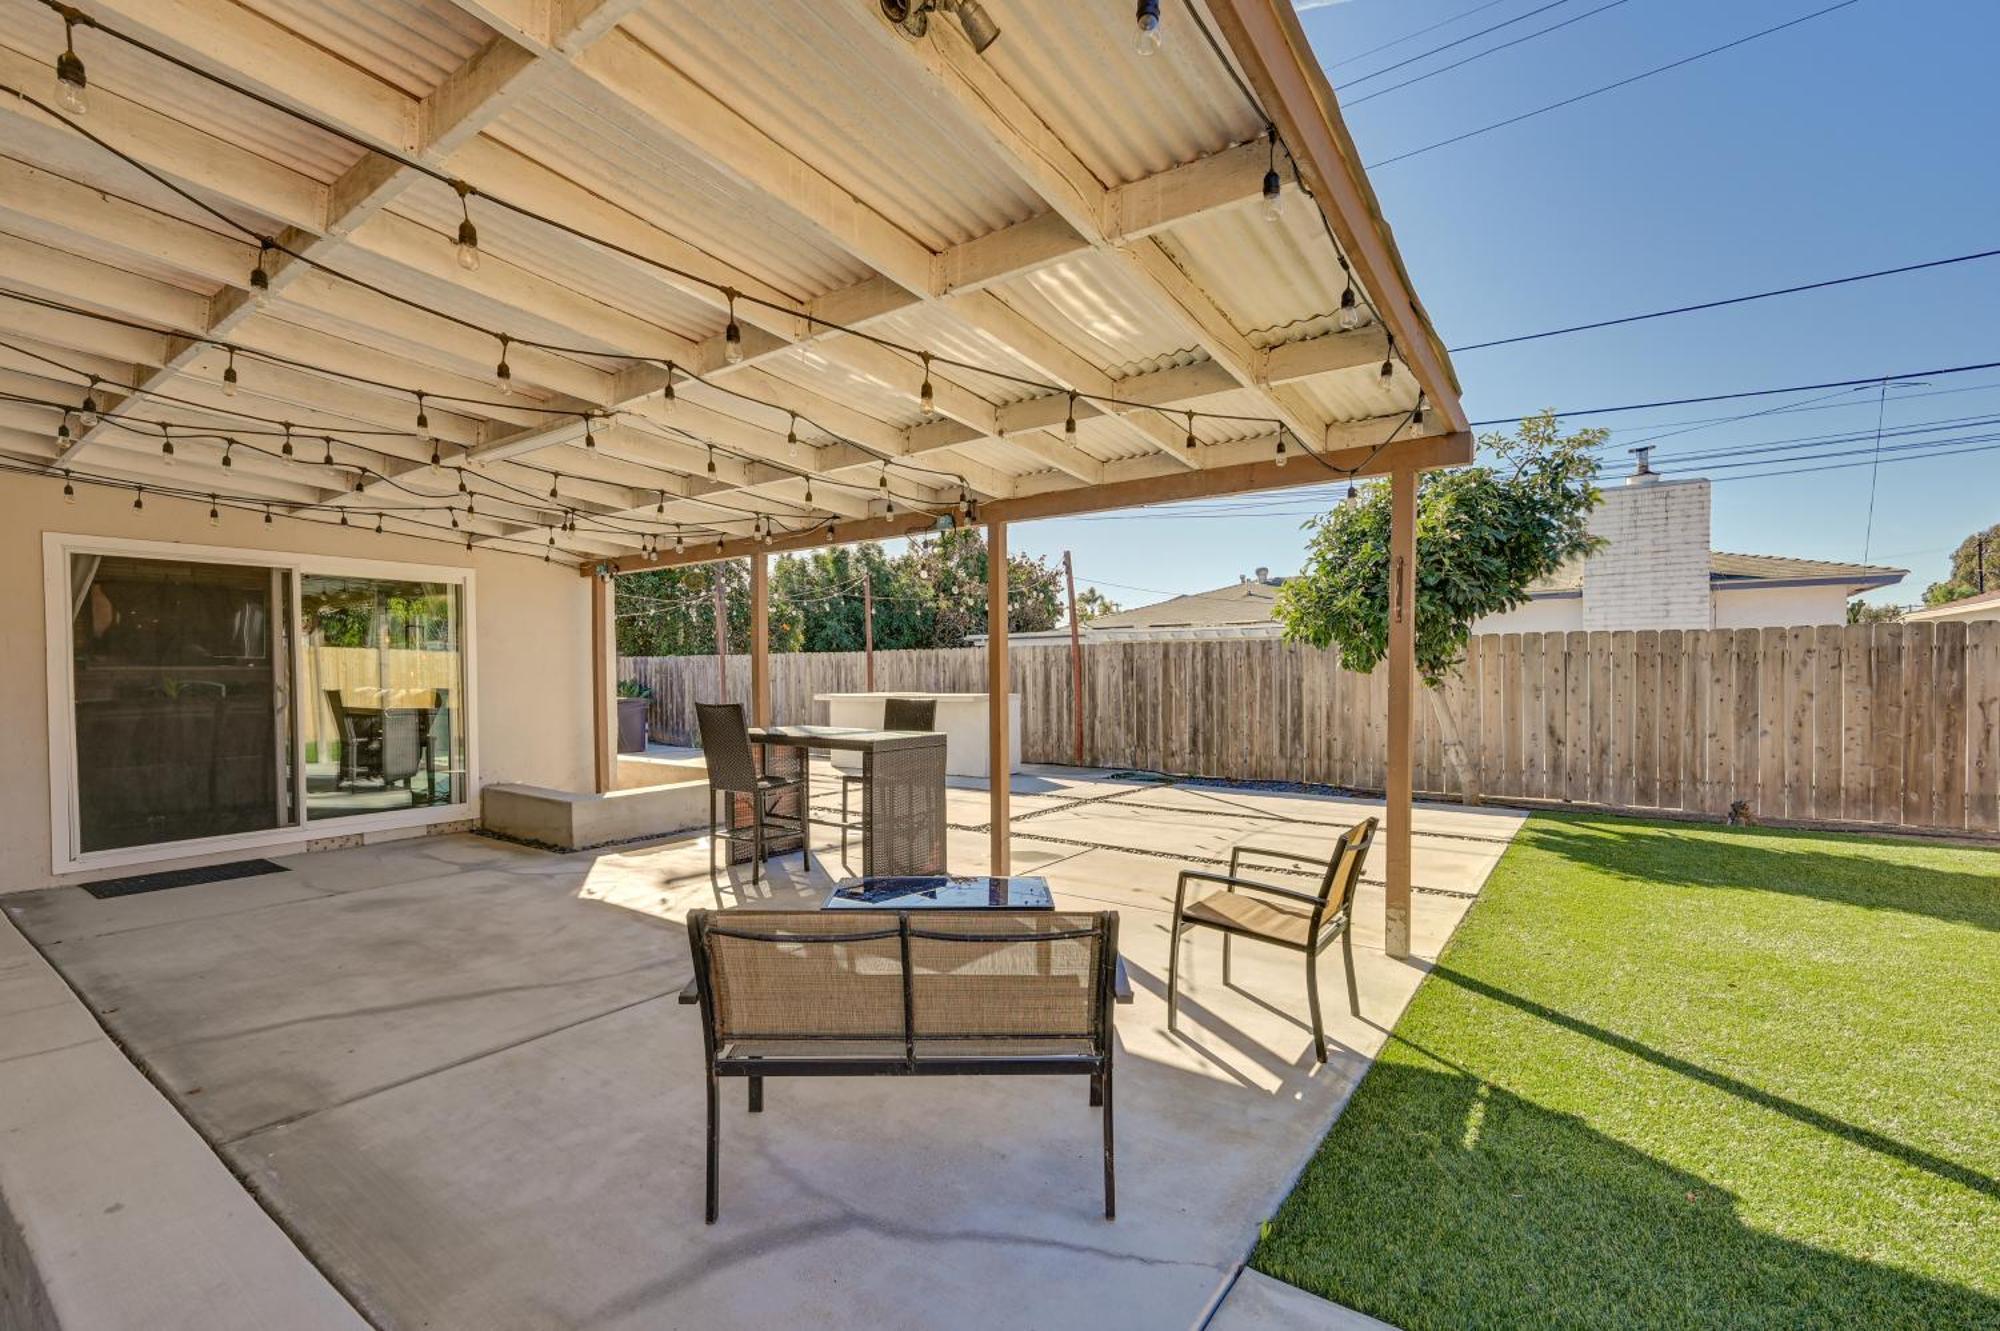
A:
[
  {"xmin": 1430, "ymin": 966, "xmax": 1998, "ymax": 1203},
  {"xmin": 1254, "ymin": 1060, "xmax": 2000, "ymax": 1331},
  {"xmin": 1526, "ymin": 817, "xmax": 2000, "ymax": 933}
]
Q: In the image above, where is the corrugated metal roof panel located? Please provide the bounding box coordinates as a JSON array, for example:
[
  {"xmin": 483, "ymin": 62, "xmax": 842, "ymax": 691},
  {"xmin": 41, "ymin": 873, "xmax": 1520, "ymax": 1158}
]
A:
[
  {"xmin": 1159, "ymin": 203, "xmax": 1363, "ymax": 350},
  {"xmin": 989, "ymin": 250, "xmax": 1201, "ymax": 379},
  {"xmin": 491, "ymin": 74, "xmax": 875, "ymax": 301},
  {"xmin": 244, "ymin": 0, "xmax": 492, "ymax": 98},
  {"xmin": 980, "ymin": 0, "xmax": 1263, "ymax": 184},
  {"xmin": 620, "ymin": 0, "xmax": 1043, "ymax": 251},
  {"xmin": 0, "ymin": 0, "xmax": 366, "ymax": 183}
]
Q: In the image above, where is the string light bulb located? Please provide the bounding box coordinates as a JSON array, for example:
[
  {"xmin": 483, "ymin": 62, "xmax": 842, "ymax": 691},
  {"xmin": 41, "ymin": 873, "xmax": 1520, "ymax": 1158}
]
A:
[
  {"xmin": 321, "ymin": 436, "xmax": 334, "ymax": 466},
  {"xmin": 723, "ymin": 291, "xmax": 743, "ymax": 364},
  {"xmin": 56, "ymin": 416, "xmax": 71, "ymax": 447},
  {"xmin": 159, "ymin": 425, "xmax": 174, "ymax": 466},
  {"xmin": 1344, "ymin": 480, "xmax": 1359, "ymax": 507},
  {"xmin": 919, "ymin": 352, "xmax": 935, "ymax": 418},
  {"xmin": 655, "ymin": 490, "xmax": 666, "ymax": 516},
  {"xmin": 249, "ymin": 238, "xmax": 274, "ymax": 303},
  {"xmin": 280, "ymin": 421, "xmax": 293, "ymax": 457},
  {"xmin": 803, "ymin": 478, "xmax": 814, "ymax": 504},
  {"xmin": 1134, "ymin": 0, "xmax": 1163, "ymax": 55},
  {"xmin": 660, "ymin": 361, "xmax": 676, "ymax": 412},
  {"xmin": 1185, "ymin": 411, "xmax": 1197, "ymax": 455},
  {"xmin": 54, "ymin": 15, "xmax": 88, "ymax": 116},
  {"xmin": 208, "ymin": 496, "xmax": 220, "ymax": 527},
  {"xmin": 1380, "ymin": 335, "xmax": 1396, "ymax": 380},
  {"xmin": 415, "ymin": 391, "xmax": 428, "ymax": 431},
  {"xmin": 786, "ymin": 412, "xmax": 799, "ymax": 460},
  {"xmin": 132, "ymin": 487, "xmax": 143, "ymax": 511},
  {"xmin": 221, "ymin": 438, "xmax": 234, "ymax": 468},
  {"xmin": 457, "ymin": 468, "xmax": 469, "ymax": 495},
  {"xmin": 1412, "ymin": 394, "xmax": 1426, "ymax": 427},
  {"xmin": 452, "ymin": 181, "xmax": 480, "ymax": 272},
  {"xmin": 77, "ymin": 378, "xmax": 99, "ymax": 428},
  {"xmin": 429, "ymin": 439, "xmax": 442, "ymax": 469},
  {"xmin": 1337, "ymin": 279, "xmax": 1361, "ymax": 332},
  {"xmin": 582, "ymin": 413, "xmax": 595, "ymax": 449},
  {"xmin": 1262, "ymin": 129, "xmax": 1283, "ymax": 223},
  {"xmin": 1274, "ymin": 436, "xmax": 1287, "ymax": 467},
  {"xmin": 548, "ymin": 474, "xmax": 560, "ymax": 500},
  {"xmin": 674, "ymin": 529, "xmax": 685, "ymax": 554},
  {"xmin": 264, "ymin": 504, "xmax": 273, "ymax": 525},
  {"xmin": 706, "ymin": 445, "xmax": 717, "ymax": 475},
  {"xmin": 221, "ymin": 346, "xmax": 238, "ymax": 396},
  {"xmin": 1064, "ymin": 392, "xmax": 1077, "ymax": 440},
  {"xmin": 495, "ymin": 333, "xmax": 513, "ymax": 393},
  {"xmin": 62, "ymin": 471, "xmax": 75, "ymax": 504}
]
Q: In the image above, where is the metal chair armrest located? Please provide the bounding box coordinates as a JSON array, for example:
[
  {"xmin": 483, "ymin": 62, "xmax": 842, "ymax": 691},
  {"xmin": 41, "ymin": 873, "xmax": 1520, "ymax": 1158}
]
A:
[
  {"xmin": 1229, "ymin": 844, "xmax": 1334, "ymax": 877},
  {"xmin": 1176, "ymin": 869, "xmax": 1322, "ymax": 909}
]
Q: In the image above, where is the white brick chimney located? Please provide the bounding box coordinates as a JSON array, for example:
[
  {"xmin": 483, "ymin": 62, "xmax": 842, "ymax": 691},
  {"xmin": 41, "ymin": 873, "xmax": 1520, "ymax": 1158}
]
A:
[{"xmin": 1580, "ymin": 451, "xmax": 1712, "ymax": 631}]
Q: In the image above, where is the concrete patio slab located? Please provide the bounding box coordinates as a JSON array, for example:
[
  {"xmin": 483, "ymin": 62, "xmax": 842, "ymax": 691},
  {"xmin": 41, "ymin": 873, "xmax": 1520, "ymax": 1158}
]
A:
[
  {"xmin": 4, "ymin": 771, "xmax": 1520, "ymax": 1330},
  {"xmin": 1209, "ymin": 1270, "xmax": 1398, "ymax": 1331}
]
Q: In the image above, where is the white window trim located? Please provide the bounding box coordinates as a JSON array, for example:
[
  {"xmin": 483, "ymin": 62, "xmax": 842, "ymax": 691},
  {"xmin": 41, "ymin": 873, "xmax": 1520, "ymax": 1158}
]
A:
[{"xmin": 44, "ymin": 532, "xmax": 480, "ymax": 876}]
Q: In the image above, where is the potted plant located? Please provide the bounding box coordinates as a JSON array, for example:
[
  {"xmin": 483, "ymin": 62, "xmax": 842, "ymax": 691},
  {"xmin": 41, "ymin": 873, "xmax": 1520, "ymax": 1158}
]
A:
[{"xmin": 615, "ymin": 679, "xmax": 652, "ymax": 753}]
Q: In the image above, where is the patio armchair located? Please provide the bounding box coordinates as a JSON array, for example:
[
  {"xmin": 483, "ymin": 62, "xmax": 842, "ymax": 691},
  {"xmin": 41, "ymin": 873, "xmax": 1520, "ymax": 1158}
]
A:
[
  {"xmin": 836, "ymin": 696, "xmax": 937, "ymax": 869},
  {"xmin": 1167, "ymin": 816, "xmax": 1376, "ymax": 1064},
  {"xmin": 696, "ymin": 702, "xmax": 804, "ymax": 887},
  {"xmin": 685, "ymin": 908, "xmax": 1119, "ymax": 1223}
]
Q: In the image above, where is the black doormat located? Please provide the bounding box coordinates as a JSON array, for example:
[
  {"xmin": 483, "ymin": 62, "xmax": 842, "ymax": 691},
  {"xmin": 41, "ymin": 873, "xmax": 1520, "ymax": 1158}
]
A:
[{"xmin": 82, "ymin": 858, "xmax": 290, "ymax": 899}]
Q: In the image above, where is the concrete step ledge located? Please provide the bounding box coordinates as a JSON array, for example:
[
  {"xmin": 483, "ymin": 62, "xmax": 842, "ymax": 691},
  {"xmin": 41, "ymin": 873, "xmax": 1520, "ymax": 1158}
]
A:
[
  {"xmin": 0, "ymin": 913, "xmax": 368, "ymax": 1331},
  {"xmin": 1207, "ymin": 1269, "xmax": 1399, "ymax": 1330},
  {"xmin": 481, "ymin": 770, "xmax": 710, "ymax": 852}
]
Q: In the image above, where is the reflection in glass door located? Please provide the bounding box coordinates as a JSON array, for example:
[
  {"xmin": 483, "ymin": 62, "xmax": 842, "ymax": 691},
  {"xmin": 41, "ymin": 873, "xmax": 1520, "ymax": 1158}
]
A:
[
  {"xmin": 301, "ymin": 574, "xmax": 466, "ymax": 820},
  {"xmin": 69, "ymin": 554, "xmax": 296, "ymax": 853}
]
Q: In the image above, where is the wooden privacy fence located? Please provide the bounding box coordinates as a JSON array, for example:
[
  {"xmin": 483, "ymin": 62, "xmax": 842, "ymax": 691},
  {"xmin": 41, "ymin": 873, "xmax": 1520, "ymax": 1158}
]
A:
[{"xmin": 621, "ymin": 620, "xmax": 2000, "ymax": 834}]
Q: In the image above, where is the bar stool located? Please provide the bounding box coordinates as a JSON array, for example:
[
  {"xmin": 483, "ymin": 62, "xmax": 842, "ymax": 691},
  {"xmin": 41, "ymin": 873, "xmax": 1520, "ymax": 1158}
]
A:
[{"xmin": 839, "ymin": 696, "xmax": 937, "ymax": 869}]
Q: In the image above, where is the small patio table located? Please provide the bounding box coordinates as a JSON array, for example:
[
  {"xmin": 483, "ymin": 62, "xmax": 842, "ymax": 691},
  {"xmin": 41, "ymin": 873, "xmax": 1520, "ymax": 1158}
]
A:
[
  {"xmin": 677, "ymin": 875, "xmax": 1133, "ymax": 1005},
  {"xmin": 745, "ymin": 725, "xmax": 947, "ymax": 880}
]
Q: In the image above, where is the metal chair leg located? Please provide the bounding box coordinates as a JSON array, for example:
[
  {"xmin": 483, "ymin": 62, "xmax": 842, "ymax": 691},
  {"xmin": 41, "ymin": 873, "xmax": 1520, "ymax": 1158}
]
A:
[
  {"xmin": 1341, "ymin": 927, "xmax": 1360, "ymax": 1017},
  {"xmin": 1306, "ymin": 946, "xmax": 1327, "ymax": 1064},
  {"xmin": 1222, "ymin": 931, "xmax": 1232, "ymax": 987},
  {"xmin": 1100, "ymin": 1061, "xmax": 1116, "ymax": 1220},
  {"xmin": 1166, "ymin": 924, "xmax": 1183, "ymax": 1033},
  {"xmin": 704, "ymin": 1070, "xmax": 720, "ymax": 1224},
  {"xmin": 707, "ymin": 790, "xmax": 720, "ymax": 887},
  {"xmin": 751, "ymin": 797, "xmax": 763, "ymax": 886}
]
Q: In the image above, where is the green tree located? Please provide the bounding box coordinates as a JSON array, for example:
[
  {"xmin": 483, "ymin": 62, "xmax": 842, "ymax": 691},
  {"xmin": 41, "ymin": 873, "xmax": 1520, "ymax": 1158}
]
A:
[
  {"xmin": 1074, "ymin": 587, "xmax": 1120, "ymax": 624},
  {"xmin": 1921, "ymin": 523, "xmax": 1998, "ymax": 605},
  {"xmin": 615, "ymin": 562, "xmax": 801, "ymax": 656},
  {"xmin": 1275, "ymin": 411, "xmax": 1603, "ymax": 800},
  {"xmin": 1846, "ymin": 600, "xmax": 1902, "ymax": 625}
]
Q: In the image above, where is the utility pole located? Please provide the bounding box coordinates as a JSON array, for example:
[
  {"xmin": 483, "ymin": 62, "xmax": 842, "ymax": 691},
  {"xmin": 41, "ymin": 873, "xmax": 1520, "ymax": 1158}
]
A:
[
  {"xmin": 862, "ymin": 574, "xmax": 876, "ymax": 691},
  {"xmin": 1979, "ymin": 534, "xmax": 1989, "ymax": 593},
  {"xmin": 1062, "ymin": 551, "xmax": 1084, "ymax": 766},
  {"xmin": 711, "ymin": 570, "xmax": 729, "ymax": 704}
]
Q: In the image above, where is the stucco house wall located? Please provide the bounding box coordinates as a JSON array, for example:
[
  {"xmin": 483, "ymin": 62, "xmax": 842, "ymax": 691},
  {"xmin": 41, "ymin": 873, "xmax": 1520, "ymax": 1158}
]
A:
[{"xmin": 0, "ymin": 481, "xmax": 594, "ymax": 891}]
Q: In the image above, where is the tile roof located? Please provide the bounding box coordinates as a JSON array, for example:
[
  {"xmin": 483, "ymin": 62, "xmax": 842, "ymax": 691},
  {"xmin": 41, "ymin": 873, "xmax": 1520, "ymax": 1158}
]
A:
[
  {"xmin": 1087, "ymin": 578, "xmax": 1287, "ymax": 630},
  {"xmin": 1528, "ymin": 552, "xmax": 1906, "ymax": 595}
]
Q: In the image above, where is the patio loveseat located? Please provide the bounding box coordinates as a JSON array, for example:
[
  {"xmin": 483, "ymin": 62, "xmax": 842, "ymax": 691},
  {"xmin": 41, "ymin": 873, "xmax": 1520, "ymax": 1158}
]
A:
[{"xmin": 685, "ymin": 908, "xmax": 1120, "ymax": 1222}]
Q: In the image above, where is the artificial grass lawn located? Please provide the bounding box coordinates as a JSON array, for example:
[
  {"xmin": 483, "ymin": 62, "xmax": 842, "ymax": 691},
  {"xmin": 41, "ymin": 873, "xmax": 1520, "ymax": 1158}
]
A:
[{"xmin": 1252, "ymin": 814, "xmax": 2000, "ymax": 1330}]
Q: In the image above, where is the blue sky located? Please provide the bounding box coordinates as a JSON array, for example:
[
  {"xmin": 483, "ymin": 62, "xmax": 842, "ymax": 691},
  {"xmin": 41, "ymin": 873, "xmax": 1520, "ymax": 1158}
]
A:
[{"xmin": 1011, "ymin": 0, "xmax": 2000, "ymax": 613}]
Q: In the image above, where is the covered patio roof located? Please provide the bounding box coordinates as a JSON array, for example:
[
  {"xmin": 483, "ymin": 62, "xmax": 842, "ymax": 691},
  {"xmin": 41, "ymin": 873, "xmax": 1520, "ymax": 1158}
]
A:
[{"xmin": 0, "ymin": 0, "xmax": 1470, "ymax": 953}]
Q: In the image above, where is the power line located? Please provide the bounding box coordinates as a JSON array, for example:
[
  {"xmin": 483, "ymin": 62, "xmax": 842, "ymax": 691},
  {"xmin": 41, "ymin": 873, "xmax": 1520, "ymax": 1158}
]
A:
[
  {"xmin": 1469, "ymin": 358, "xmax": 2000, "ymax": 427},
  {"xmin": 1367, "ymin": 0, "xmax": 1865, "ymax": 169},
  {"xmin": 1346, "ymin": 0, "xmax": 1632, "ymax": 108},
  {"xmin": 1342, "ymin": 0, "xmax": 1575, "ymax": 88},
  {"xmin": 1324, "ymin": 0, "xmax": 1522, "ymax": 71},
  {"xmin": 1449, "ymin": 246, "xmax": 2000, "ymax": 354}
]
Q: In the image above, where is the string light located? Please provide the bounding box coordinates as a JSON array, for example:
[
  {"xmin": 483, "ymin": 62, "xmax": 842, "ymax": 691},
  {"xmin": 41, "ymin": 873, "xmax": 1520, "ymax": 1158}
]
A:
[
  {"xmin": 803, "ymin": 477, "xmax": 814, "ymax": 504},
  {"xmin": 495, "ymin": 333, "xmax": 513, "ymax": 393},
  {"xmin": 131, "ymin": 486, "xmax": 142, "ymax": 511},
  {"xmin": 221, "ymin": 346, "xmax": 238, "ymax": 396},
  {"xmin": 1344, "ymin": 480, "xmax": 1359, "ymax": 507},
  {"xmin": 655, "ymin": 490, "xmax": 666, "ymax": 515},
  {"xmin": 1134, "ymin": 0, "xmax": 1163, "ymax": 56},
  {"xmin": 415, "ymin": 391, "xmax": 428, "ymax": 431},
  {"xmin": 1064, "ymin": 392, "xmax": 1077, "ymax": 440},
  {"xmin": 429, "ymin": 438, "xmax": 442, "ymax": 469},
  {"xmin": 457, "ymin": 468, "xmax": 469, "ymax": 495},
  {"xmin": 786, "ymin": 412, "xmax": 799, "ymax": 460},
  {"xmin": 706, "ymin": 445, "xmax": 717, "ymax": 475},
  {"xmin": 375, "ymin": 512, "xmax": 384, "ymax": 535},
  {"xmin": 674, "ymin": 528, "xmax": 685, "ymax": 554},
  {"xmin": 280, "ymin": 420, "xmax": 292, "ymax": 457},
  {"xmin": 159, "ymin": 424, "xmax": 174, "ymax": 466},
  {"xmin": 352, "ymin": 469, "xmax": 367, "ymax": 493},
  {"xmin": 919, "ymin": 352, "xmax": 935, "ymax": 418},
  {"xmin": 208, "ymin": 495, "xmax": 219, "ymax": 526},
  {"xmin": 1412, "ymin": 393, "xmax": 1426, "ymax": 427},
  {"xmin": 452, "ymin": 180, "xmax": 480, "ymax": 273},
  {"xmin": 582, "ymin": 413, "xmax": 595, "ymax": 449},
  {"xmin": 338, "ymin": 509, "xmax": 349, "ymax": 527},
  {"xmin": 660, "ymin": 361, "xmax": 676, "ymax": 412},
  {"xmin": 1380, "ymin": 335, "xmax": 1396, "ymax": 380},
  {"xmin": 221, "ymin": 437, "xmax": 234, "ymax": 467},
  {"xmin": 1337, "ymin": 278, "xmax": 1362, "ymax": 332},
  {"xmin": 1274, "ymin": 436, "xmax": 1287, "ymax": 467},
  {"xmin": 54, "ymin": 12, "xmax": 87, "ymax": 115},
  {"xmin": 320, "ymin": 434, "xmax": 334, "ymax": 466},
  {"xmin": 723, "ymin": 291, "xmax": 743, "ymax": 365},
  {"xmin": 1185, "ymin": 411, "xmax": 1197, "ymax": 454},
  {"xmin": 56, "ymin": 415, "xmax": 71, "ymax": 447},
  {"xmin": 1262, "ymin": 128, "xmax": 1283, "ymax": 223},
  {"xmin": 548, "ymin": 474, "xmax": 560, "ymax": 500},
  {"xmin": 62, "ymin": 470, "xmax": 74, "ymax": 503},
  {"xmin": 249, "ymin": 238, "xmax": 273, "ymax": 302},
  {"xmin": 263, "ymin": 503, "xmax": 272, "ymax": 525},
  {"xmin": 77, "ymin": 377, "xmax": 99, "ymax": 427}
]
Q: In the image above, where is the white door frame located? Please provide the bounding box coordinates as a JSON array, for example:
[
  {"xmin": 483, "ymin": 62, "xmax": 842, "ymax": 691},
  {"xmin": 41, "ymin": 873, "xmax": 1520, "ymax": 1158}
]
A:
[{"xmin": 44, "ymin": 532, "xmax": 480, "ymax": 875}]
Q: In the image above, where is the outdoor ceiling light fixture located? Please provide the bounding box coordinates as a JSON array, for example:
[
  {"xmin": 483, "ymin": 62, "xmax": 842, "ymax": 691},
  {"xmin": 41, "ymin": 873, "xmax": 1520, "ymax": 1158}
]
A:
[
  {"xmin": 453, "ymin": 180, "xmax": 480, "ymax": 272},
  {"xmin": 54, "ymin": 10, "xmax": 87, "ymax": 115},
  {"xmin": 879, "ymin": 0, "xmax": 1000, "ymax": 55},
  {"xmin": 1135, "ymin": 0, "xmax": 1163, "ymax": 56},
  {"xmin": 1262, "ymin": 128, "xmax": 1283, "ymax": 223}
]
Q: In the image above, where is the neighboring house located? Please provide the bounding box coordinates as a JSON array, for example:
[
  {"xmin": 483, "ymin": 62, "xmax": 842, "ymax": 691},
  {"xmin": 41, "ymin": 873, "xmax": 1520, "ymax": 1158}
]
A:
[
  {"xmin": 1014, "ymin": 460, "xmax": 1905, "ymax": 644},
  {"xmin": 1903, "ymin": 588, "xmax": 2000, "ymax": 623}
]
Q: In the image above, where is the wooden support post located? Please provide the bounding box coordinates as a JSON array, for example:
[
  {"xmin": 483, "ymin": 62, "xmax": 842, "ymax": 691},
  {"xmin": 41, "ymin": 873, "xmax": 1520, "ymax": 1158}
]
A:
[
  {"xmin": 590, "ymin": 573, "xmax": 615, "ymax": 794},
  {"xmin": 711, "ymin": 570, "xmax": 729, "ymax": 704},
  {"xmin": 750, "ymin": 551, "xmax": 771, "ymax": 727},
  {"xmin": 1385, "ymin": 465, "xmax": 1418, "ymax": 958},
  {"xmin": 1063, "ymin": 550, "xmax": 1084, "ymax": 766},
  {"xmin": 862, "ymin": 575, "xmax": 876, "ymax": 691},
  {"xmin": 987, "ymin": 521, "xmax": 1011, "ymax": 874}
]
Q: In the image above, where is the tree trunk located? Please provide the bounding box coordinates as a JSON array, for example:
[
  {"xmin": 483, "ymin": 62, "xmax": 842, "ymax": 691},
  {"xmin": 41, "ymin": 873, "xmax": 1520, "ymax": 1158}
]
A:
[{"xmin": 1425, "ymin": 686, "xmax": 1480, "ymax": 806}]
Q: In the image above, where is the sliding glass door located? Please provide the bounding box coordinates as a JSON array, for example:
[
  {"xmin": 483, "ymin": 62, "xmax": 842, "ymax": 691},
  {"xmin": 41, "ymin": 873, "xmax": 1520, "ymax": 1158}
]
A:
[
  {"xmin": 53, "ymin": 540, "xmax": 475, "ymax": 870},
  {"xmin": 300, "ymin": 574, "xmax": 466, "ymax": 820},
  {"xmin": 69, "ymin": 554, "xmax": 296, "ymax": 853}
]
